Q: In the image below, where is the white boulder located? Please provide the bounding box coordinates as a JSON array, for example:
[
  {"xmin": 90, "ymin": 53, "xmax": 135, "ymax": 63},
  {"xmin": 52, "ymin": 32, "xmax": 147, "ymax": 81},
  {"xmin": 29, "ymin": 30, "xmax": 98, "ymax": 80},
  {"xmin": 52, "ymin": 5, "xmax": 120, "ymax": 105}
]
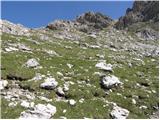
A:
[
  {"xmin": 110, "ymin": 105, "xmax": 129, "ymax": 119},
  {"xmin": 95, "ymin": 62, "xmax": 113, "ymax": 72},
  {"xmin": 101, "ymin": 75, "xmax": 121, "ymax": 89},
  {"xmin": 39, "ymin": 96, "xmax": 52, "ymax": 102},
  {"xmin": 20, "ymin": 101, "xmax": 30, "ymax": 108},
  {"xmin": 79, "ymin": 98, "xmax": 84, "ymax": 103},
  {"xmin": 18, "ymin": 44, "xmax": 31, "ymax": 51},
  {"xmin": 69, "ymin": 99, "xmax": 76, "ymax": 106},
  {"xmin": 56, "ymin": 87, "xmax": 65, "ymax": 96},
  {"xmin": 67, "ymin": 63, "xmax": 73, "ymax": 69},
  {"xmin": 25, "ymin": 58, "xmax": 39, "ymax": 68},
  {"xmin": 63, "ymin": 83, "xmax": 69, "ymax": 92},
  {"xmin": 8, "ymin": 102, "xmax": 17, "ymax": 107},
  {"xmin": 40, "ymin": 77, "xmax": 58, "ymax": 90},
  {"xmin": 5, "ymin": 47, "xmax": 19, "ymax": 52},
  {"xmin": 32, "ymin": 73, "xmax": 43, "ymax": 81}
]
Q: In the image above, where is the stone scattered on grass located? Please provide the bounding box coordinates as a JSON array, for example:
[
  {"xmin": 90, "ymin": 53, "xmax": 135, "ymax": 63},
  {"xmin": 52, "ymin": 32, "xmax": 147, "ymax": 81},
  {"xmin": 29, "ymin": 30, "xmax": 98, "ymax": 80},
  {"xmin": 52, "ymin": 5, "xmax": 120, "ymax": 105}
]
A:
[
  {"xmin": 5, "ymin": 47, "xmax": 19, "ymax": 52},
  {"xmin": 139, "ymin": 105, "xmax": 148, "ymax": 109},
  {"xmin": 20, "ymin": 101, "xmax": 30, "ymax": 108},
  {"xmin": 79, "ymin": 98, "xmax": 85, "ymax": 103},
  {"xmin": 110, "ymin": 105, "xmax": 129, "ymax": 119},
  {"xmin": 31, "ymin": 73, "xmax": 43, "ymax": 81},
  {"xmin": 18, "ymin": 44, "xmax": 31, "ymax": 51},
  {"xmin": 95, "ymin": 62, "xmax": 113, "ymax": 72},
  {"xmin": 63, "ymin": 109, "xmax": 67, "ymax": 113},
  {"xmin": 25, "ymin": 58, "xmax": 39, "ymax": 68},
  {"xmin": 63, "ymin": 83, "xmax": 69, "ymax": 92},
  {"xmin": 8, "ymin": 102, "xmax": 17, "ymax": 107},
  {"xmin": 39, "ymin": 96, "xmax": 52, "ymax": 102},
  {"xmin": 40, "ymin": 77, "xmax": 58, "ymax": 90},
  {"xmin": 44, "ymin": 49, "xmax": 59, "ymax": 56},
  {"xmin": 20, "ymin": 103, "xmax": 56, "ymax": 119},
  {"xmin": 69, "ymin": 99, "xmax": 76, "ymax": 106},
  {"xmin": 101, "ymin": 75, "xmax": 121, "ymax": 89},
  {"xmin": 57, "ymin": 72, "xmax": 64, "ymax": 77},
  {"xmin": 132, "ymin": 99, "xmax": 136, "ymax": 104},
  {"xmin": 67, "ymin": 63, "xmax": 73, "ymax": 69},
  {"xmin": 56, "ymin": 87, "xmax": 65, "ymax": 96}
]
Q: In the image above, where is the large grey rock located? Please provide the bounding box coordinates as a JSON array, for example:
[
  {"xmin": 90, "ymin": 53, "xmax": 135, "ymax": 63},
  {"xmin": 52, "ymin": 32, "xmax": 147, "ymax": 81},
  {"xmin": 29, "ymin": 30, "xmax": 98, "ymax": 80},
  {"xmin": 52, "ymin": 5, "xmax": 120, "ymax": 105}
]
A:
[
  {"xmin": 32, "ymin": 73, "xmax": 44, "ymax": 81},
  {"xmin": 4, "ymin": 47, "xmax": 19, "ymax": 52},
  {"xmin": 18, "ymin": 44, "xmax": 31, "ymax": 51},
  {"xmin": 25, "ymin": 58, "xmax": 39, "ymax": 68},
  {"xmin": 110, "ymin": 105, "xmax": 129, "ymax": 119},
  {"xmin": 69, "ymin": 99, "xmax": 76, "ymax": 106},
  {"xmin": 40, "ymin": 78, "xmax": 58, "ymax": 90},
  {"xmin": 20, "ymin": 103, "xmax": 56, "ymax": 119},
  {"xmin": 101, "ymin": 75, "xmax": 121, "ymax": 89},
  {"xmin": 56, "ymin": 87, "xmax": 65, "ymax": 96}
]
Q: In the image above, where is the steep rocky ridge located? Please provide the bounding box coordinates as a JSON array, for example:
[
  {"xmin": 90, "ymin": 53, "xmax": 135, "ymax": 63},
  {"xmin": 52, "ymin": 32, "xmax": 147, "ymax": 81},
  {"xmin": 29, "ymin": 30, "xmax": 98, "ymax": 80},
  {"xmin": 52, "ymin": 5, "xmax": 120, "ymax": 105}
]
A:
[{"xmin": 115, "ymin": 1, "xmax": 159, "ymax": 29}]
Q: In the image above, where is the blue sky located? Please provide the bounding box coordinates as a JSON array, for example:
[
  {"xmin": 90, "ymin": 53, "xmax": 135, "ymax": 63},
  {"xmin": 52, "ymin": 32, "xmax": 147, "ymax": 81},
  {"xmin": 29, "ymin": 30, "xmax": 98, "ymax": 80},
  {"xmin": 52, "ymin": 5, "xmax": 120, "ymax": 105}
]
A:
[{"xmin": 1, "ymin": 1, "xmax": 134, "ymax": 28}]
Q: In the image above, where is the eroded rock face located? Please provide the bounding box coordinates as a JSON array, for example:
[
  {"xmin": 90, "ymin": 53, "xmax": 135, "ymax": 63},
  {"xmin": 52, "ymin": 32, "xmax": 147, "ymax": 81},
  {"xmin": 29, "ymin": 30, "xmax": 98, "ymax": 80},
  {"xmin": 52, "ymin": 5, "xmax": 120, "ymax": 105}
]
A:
[
  {"xmin": 110, "ymin": 105, "xmax": 129, "ymax": 119},
  {"xmin": 136, "ymin": 28, "xmax": 158, "ymax": 40},
  {"xmin": 20, "ymin": 104, "xmax": 56, "ymax": 119},
  {"xmin": 115, "ymin": 1, "xmax": 159, "ymax": 29}
]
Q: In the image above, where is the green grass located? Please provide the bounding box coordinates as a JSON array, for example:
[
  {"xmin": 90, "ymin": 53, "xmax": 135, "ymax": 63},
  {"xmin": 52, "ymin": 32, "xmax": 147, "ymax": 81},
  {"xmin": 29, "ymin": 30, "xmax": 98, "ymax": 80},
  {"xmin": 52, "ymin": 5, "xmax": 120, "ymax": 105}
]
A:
[{"xmin": 1, "ymin": 32, "xmax": 159, "ymax": 119}]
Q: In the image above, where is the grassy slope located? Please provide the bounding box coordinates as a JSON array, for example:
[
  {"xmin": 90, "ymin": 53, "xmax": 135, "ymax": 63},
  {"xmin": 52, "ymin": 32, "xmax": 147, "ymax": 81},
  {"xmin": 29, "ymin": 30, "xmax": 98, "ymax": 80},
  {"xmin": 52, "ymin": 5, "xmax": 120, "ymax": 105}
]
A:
[{"xmin": 1, "ymin": 32, "xmax": 159, "ymax": 119}]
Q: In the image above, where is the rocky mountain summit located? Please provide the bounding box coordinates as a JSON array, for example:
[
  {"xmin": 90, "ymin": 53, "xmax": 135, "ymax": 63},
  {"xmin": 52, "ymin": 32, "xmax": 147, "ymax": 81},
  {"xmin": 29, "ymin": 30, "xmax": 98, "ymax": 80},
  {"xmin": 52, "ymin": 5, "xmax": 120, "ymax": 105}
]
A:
[{"xmin": 1, "ymin": 1, "xmax": 159, "ymax": 119}]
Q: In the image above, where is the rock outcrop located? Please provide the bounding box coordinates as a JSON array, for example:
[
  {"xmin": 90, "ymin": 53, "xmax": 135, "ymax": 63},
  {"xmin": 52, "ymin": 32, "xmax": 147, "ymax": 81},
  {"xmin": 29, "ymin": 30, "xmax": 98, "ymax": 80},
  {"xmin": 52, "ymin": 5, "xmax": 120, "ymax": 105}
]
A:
[
  {"xmin": 115, "ymin": 1, "xmax": 159, "ymax": 29},
  {"xmin": 46, "ymin": 11, "xmax": 113, "ymax": 33},
  {"xmin": 76, "ymin": 11, "xmax": 113, "ymax": 32},
  {"xmin": 0, "ymin": 20, "xmax": 30, "ymax": 36}
]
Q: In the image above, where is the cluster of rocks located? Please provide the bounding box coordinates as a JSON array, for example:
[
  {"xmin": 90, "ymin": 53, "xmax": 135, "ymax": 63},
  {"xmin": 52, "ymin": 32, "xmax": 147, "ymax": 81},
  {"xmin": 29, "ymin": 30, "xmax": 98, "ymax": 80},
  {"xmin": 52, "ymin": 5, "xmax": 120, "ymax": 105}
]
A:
[
  {"xmin": 4, "ymin": 43, "xmax": 32, "ymax": 53},
  {"xmin": 1, "ymin": 20, "xmax": 30, "ymax": 36}
]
